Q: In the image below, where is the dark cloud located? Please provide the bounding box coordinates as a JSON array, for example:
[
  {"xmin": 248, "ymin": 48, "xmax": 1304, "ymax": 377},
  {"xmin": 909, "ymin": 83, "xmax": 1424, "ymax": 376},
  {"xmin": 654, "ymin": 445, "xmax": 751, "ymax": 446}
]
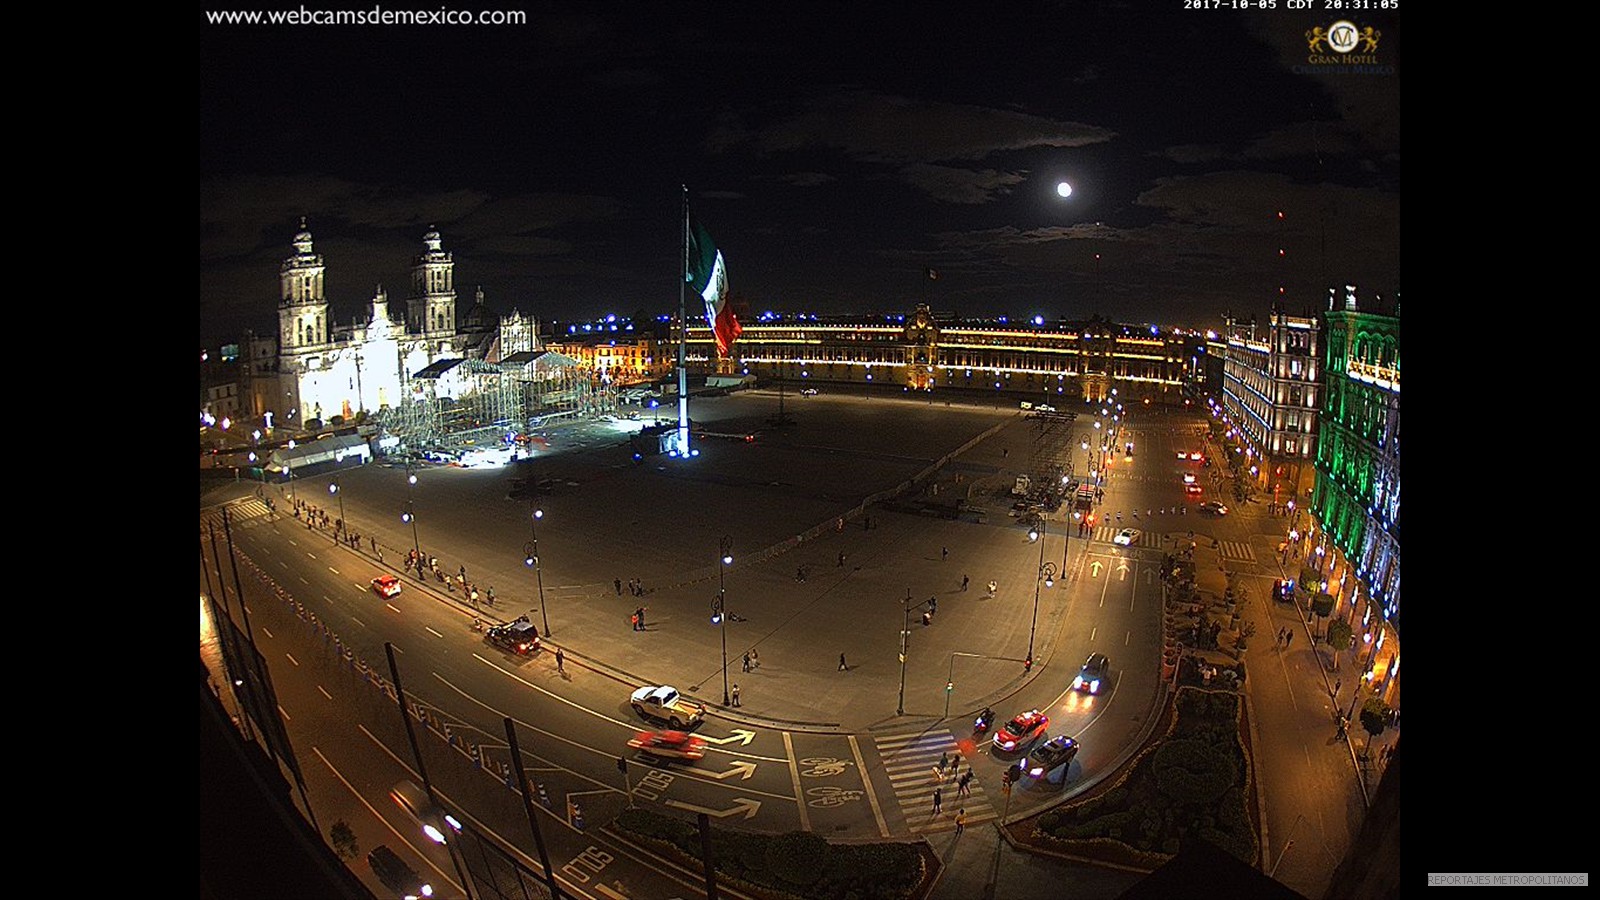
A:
[
  {"xmin": 897, "ymin": 164, "xmax": 1027, "ymax": 205},
  {"xmin": 748, "ymin": 91, "xmax": 1115, "ymax": 162},
  {"xmin": 779, "ymin": 172, "xmax": 837, "ymax": 187}
]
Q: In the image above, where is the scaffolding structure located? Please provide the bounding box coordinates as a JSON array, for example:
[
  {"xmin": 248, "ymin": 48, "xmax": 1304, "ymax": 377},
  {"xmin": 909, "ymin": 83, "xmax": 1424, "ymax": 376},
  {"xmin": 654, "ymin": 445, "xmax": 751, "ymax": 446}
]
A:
[
  {"xmin": 1027, "ymin": 410, "xmax": 1080, "ymax": 503},
  {"xmin": 370, "ymin": 358, "xmax": 622, "ymax": 455}
]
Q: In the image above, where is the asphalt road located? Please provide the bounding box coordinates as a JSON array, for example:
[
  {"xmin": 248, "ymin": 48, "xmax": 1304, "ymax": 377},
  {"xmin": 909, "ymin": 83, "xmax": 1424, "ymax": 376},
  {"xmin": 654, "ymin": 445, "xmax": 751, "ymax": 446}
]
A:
[{"xmin": 201, "ymin": 393, "xmax": 1292, "ymax": 898}]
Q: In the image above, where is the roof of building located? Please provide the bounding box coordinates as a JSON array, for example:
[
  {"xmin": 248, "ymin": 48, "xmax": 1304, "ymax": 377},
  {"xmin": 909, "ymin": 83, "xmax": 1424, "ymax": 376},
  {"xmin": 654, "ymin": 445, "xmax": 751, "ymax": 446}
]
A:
[{"xmin": 412, "ymin": 358, "xmax": 468, "ymax": 378}]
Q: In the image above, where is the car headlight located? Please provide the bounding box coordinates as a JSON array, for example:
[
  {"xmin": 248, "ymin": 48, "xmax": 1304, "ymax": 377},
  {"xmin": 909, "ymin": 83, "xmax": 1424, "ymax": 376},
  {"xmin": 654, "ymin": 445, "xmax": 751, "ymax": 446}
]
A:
[
  {"xmin": 1072, "ymin": 676, "xmax": 1084, "ymax": 689},
  {"xmin": 1090, "ymin": 680, "xmax": 1100, "ymax": 693},
  {"xmin": 1029, "ymin": 767, "xmax": 1043, "ymax": 776}
]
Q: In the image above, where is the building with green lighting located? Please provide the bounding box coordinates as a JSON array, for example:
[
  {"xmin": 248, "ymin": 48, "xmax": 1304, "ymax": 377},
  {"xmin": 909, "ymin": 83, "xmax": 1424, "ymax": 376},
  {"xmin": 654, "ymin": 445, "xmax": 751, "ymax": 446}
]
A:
[{"xmin": 1310, "ymin": 285, "xmax": 1400, "ymax": 706}]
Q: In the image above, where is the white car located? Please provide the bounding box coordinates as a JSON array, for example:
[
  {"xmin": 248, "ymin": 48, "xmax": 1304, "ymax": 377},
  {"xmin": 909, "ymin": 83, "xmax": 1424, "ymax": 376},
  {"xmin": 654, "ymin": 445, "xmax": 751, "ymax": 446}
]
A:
[
  {"xmin": 1182, "ymin": 472, "xmax": 1196, "ymax": 484},
  {"xmin": 799, "ymin": 387, "xmax": 818, "ymax": 396},
  {"xmin": 1113, "ymin": 528, "xmax": 1139, "ymax": 546},
  {"xmin": 630, "ymin": 685, "xmax": 705, "ymax": 728},
  {"xmin": 1200, "ymin": 501, "xmax": 1229, "ymax": 516}
]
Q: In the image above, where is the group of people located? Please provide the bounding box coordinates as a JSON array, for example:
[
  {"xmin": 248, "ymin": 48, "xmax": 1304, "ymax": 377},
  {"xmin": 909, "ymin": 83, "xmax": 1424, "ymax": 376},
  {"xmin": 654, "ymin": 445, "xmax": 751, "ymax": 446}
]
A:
[{"xmin": 615, "ymin": 577, "xmax": 647, "ymax": 597}]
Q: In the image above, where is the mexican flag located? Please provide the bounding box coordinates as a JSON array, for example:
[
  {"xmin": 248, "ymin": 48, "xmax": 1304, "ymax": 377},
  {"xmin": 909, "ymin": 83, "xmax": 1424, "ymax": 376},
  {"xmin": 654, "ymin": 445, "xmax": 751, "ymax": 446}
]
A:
[{"xmin": 688, "ymin": 219, "xmax": 740, "ymax": 356}]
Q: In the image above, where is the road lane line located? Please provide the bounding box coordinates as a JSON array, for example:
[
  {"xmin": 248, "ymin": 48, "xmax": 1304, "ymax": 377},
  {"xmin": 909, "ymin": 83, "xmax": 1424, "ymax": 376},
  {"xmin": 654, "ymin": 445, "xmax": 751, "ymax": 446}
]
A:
[
  {"xmin": 1090, "ymin": 626, "xmax": 1097, "ymax": 643},
  {"xmin": 311, "ymin": 746, "xmax": 462, "ymax": 894},
  {"xmin": 350, "ymin": 616, "xmax": 366, "ymax": 629},
  {"xmin": 329, "ymin": 567, "xmax": 340, "ymax": 575},
  {"xmin": 424, "ymin": 626, "xmax": 444, "ymax": 638},
  {"xmin": 433, "ymin": 673, "xmax": 794, "ymax": 799},
  {"xmin": 286, "ymin": 653, "xmax": 299, "ymax": 667},
  {"xmin": 781, "ymin": 733, "xmax": 810, "ymax": 832},
  {"xmin": 468, "ymin": 658, "xmax": 786, "ymax": 762},
  {"xmin": 318, "ymin": 685, "xmax": 332, "ymax": 700},
  {"xmin": 849, "ymin": 734, "xmax": 890, "ymax": 837},
  {"xmin": 278, "ymin": 705, "xmax": 290, "ymax": 721},
  {"xmin": 262, "ymin": 627, "xmax": 274, "ymax": 639},
  {"xmin": 1125, "ymin": 630, "xmax": 1131, "ymax": 645},
  {"xmin": 385, "ymin": 603, "xmax": 401, "ymax": 614}
]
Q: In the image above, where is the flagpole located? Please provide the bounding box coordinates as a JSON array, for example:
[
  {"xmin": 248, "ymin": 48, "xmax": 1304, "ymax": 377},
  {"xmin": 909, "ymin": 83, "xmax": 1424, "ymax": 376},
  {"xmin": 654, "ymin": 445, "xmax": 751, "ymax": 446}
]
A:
[{"xmin": 677, "ymin": 184, "xmax": 691, "ymax": 457}]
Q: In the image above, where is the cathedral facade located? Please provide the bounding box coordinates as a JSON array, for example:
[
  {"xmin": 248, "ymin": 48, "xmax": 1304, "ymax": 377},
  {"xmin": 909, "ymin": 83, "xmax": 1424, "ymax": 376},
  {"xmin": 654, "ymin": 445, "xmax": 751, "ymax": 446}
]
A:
[{"xmin": 271, "ymin": 222, "xmax": 534, "ymax": 428}]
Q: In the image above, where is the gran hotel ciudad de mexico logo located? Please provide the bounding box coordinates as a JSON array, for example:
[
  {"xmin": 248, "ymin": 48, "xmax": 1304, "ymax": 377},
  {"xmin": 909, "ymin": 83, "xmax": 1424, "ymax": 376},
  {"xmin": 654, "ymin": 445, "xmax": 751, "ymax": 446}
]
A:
[{"xmin": 1298, "ymin": 20, "xmax": 1394, "ymax": 75}]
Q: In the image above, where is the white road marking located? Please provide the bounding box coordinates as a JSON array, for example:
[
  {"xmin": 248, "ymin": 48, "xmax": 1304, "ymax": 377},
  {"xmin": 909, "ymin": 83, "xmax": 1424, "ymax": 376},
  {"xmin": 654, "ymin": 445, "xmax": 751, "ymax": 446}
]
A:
[
  {"xmin": 286, "ymin": 653, "xmax": 299, "ymax": 667},
  {"xmin": 782, "ymin": 733, "xmax": 810, "ymax": 832},
  {"xmin": 318, "ymin": 685, "xmax": 332, "ymax": 700},
  {"xmin": 849, "ymin": 733, "xmax": 890, "ymax": 838},
  {"xmin": 262, "ymin": 627, "xmax": 274, "ymax": 639},
  {"xmin": 424, "ymin": 626, "xmax": 444, "ymax": 638}
]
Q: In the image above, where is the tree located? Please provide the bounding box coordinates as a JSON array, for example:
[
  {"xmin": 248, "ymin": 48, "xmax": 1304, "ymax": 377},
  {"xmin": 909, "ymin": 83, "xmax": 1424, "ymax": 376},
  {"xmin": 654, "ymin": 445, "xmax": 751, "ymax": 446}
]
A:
[
  {"xmin": 329, "ymin": 820, "xmax": 360, "ymax": 860},
  {"xmin": 1310, "ymin": 592, "xmax": 1335, "ymax": 638},
  {"xmin": 1359, "ymin": 697, "xmax": 1391, "ymax": 758},
  {"xmin": 1326, "ymin": 620, "xmax": 1355, "ymax": 668},
  {"xmin": 1298, "ymin": 566, "xmax": 1320, "ymax": 594}
]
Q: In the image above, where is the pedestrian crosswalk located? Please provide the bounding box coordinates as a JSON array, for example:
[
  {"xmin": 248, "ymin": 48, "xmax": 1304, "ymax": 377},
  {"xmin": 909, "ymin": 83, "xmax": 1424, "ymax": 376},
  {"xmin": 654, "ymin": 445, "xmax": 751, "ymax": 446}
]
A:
[
  {"xmin": 1218, "ymin": 539, "xmax": 1256, "ymax": 564},
  {"xmin": 202, "ymin": 497, "xmax": 274, "ymax": 532},
  {"xmin": 873, "ymin": 729, "xmax": 998, "ymax": 835}
]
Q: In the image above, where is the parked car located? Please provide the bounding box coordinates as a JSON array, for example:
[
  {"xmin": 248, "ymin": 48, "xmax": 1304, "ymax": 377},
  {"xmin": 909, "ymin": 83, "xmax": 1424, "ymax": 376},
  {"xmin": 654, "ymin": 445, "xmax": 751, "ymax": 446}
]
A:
[{"xmin": 484, "ymin": 618, "xmax": 540, "ymax": 655}]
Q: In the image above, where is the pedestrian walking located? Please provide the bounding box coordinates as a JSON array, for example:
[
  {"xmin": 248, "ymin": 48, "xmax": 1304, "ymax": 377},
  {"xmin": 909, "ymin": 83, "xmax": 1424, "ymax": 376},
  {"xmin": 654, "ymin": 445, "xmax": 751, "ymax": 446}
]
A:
[
  {"xmin": 838, "ymin": 653, "xmax": 848, "ymax": 671},
  {"xmin": 731, "ymin": 683, "xmax": 741, "ymax": 707},
  {"xmin": 838, "ymin": 551, "xmax": 846, "ymax": 567},
  {"xmin": 555, "ymin": 647, "xmax": 565, "ymax": 673},
  {"xmin": 742, "ymin": 651, "xmax": 752, "ymax": 672},
  {"xmin": 1335, "ymin": 714, "xmax": 1348, "ymax": 740},
  {"xmin": 961, "ymin": 574, "xmax": 969, "ymax": 592},
  {"xmin": 1285, "ymin": 629, "xmax": 1294, "ymax": 648},
  {"xmin": 922, "ymin": 610, "xmax": 931, "ymax": 627},
  {"xmin": 929, "ymin": 597, "xmax": 937, "ymax": 614},
  {"xmin": 932, "ymin": 787, "xmax": 942, "ymax": 815},
  {"xmin": 636, "ymin": 607, "xmax": 646, "ymax": 630},
  {"xmin": 371, "ymin": 536, "xmax": 378, "ymax": 553},
  {"xmin": 470, "ymin": 587, "xmax": 480, "ymax": 607},
  {"xmin": 615, "ymin": 578, "xmax": 623, "ymax": 596},
  {"xmin": 750, "ymin": 649, "xmax": 760, "ymax": 669},
  {"xmin": 486, "ymin": 586, "xmax": 495, "ymax": 606},
  {"xmin": 938, "ymin": 751, "xmax": 949, "ymax": 773},
  {"xmin": 1333, "ymin": 678, "xmax": 1342, "ymax": 698},
  {"xmin": 955, "ymin": 809, "xmax": 966, "ymax": 835},
  {"xmin": 941, "ymin": 546, "xmax": 948, "ymax": 561},
  {"xmin": 630, "ymin": 613, "xmax": 639, "ymax": 631},
  {"xmin": 987, "ymin": 580, "xmax": 997, "ymax": 597}
]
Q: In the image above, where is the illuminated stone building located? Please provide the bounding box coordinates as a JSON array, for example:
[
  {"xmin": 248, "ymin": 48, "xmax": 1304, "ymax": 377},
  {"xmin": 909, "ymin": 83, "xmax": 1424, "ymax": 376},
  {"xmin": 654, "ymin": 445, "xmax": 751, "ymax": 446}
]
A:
[
  {"xmin": 683, "ymin": 305, "xmax": 1200, "ymax": 405},
  {"xmin": 1217, "ymin": 310, "xmax": 1322, "ymax": 507},
  {"xmin": 1311, "ymin": 285, "xmax": 1400, "ymax": 707},
  {"xmin": 542, "ymin": 333, "xmax": 665, "ymax": 384}
]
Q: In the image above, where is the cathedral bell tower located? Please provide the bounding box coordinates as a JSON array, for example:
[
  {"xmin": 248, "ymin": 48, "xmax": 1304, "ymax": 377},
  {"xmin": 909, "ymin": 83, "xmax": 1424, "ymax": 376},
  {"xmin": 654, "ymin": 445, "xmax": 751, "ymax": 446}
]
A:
[
  {"xmin": 278, "ymin": 218, "xmax": 328, "ymax": 354},
  {"xmin": 409, "ymin": 227, "xmax": 457, "ymax": 344}
]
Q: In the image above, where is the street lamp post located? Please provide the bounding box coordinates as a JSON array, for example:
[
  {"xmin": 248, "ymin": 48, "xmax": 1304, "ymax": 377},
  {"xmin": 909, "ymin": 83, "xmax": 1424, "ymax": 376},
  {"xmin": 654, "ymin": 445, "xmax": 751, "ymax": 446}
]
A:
[
  {"xmin": 717, "ymin": 536, "xmax": 733, "ymax": 706},
  {"xmin": 897, "ymin": 587, "xmax": 911, "ymax": 715},
  {"xmin": 402, "ymin": 466, "xmax": 421, "ymax": 578},
  {"xmin": 328, "ymin": 477, "xmax": 344, "ymax": 545},
  {"xmin": 1027, "ymin": 521, "xmax": 1056, "ymax": 666},
  {"xmin": 524, "ymin": 505, "xmax": 550, "ymax": 637}
]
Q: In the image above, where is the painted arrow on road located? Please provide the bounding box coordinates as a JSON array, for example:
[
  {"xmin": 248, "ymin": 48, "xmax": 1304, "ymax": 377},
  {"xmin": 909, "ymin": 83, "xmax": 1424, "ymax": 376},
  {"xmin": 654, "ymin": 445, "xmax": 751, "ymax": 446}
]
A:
[
  {"xmin": 1091, "ymin": 561, "xmax": 1103, "ymax": 577},
  {"xmin": 700, "ymin": 729, "xmax": 757, "ymax": 746},
  {"xmin": 664, "ymin": 797, "xmax": 761, "ymax": 819},
  {"xmin": 1118, "ymin": 563, "xmax": 1129, "ymax": 581},
  {"xmin": 708, "ymin": 760, "xmax": 758, "ymax": 780}
]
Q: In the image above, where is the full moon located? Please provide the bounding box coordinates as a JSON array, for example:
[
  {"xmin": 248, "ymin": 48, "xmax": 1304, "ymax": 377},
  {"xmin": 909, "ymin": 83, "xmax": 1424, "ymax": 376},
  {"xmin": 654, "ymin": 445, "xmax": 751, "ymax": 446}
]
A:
[{"xmin": 1056, "ymin": 181, "xmax": 1072, "ymax": 198}]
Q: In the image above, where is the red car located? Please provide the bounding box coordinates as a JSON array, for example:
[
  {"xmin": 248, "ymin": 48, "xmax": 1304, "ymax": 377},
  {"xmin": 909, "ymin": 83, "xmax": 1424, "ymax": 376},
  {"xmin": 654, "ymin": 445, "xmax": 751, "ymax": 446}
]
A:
[
  {"xmin": 628, "ymin": 730, "xmax": 706, "ymax": 761},
  {"xmin": 993, "ymin": 708, "xmax": 1049, "ymax": 752},
  {"xmin": 1185, "ymin": 483, "xmax": 1203, "ymax": 495},
  {"xmin": 371, "ymin": 574, "xmax": 402, "ymax": 599}
]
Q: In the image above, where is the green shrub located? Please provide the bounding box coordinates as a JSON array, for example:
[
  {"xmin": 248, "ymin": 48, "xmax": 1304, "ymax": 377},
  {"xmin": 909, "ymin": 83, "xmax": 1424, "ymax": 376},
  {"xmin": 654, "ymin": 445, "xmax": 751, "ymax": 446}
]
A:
[{"xmin": 767, "ymin": 831, "xmax": 829, "ymax": 889}]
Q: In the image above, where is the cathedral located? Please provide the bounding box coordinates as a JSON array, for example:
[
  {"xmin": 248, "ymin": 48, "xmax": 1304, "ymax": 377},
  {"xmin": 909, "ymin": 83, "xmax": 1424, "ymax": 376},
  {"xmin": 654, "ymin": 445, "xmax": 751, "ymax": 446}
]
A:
[{"xmin": 271, "ymin": 221, "xmax": 538, "ymax": 428}]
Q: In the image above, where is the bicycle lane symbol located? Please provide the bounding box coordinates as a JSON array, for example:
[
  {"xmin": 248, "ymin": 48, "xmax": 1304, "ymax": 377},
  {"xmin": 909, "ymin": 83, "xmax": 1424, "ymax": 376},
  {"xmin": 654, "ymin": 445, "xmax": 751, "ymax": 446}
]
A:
[
  {"xmin": 799, "ymin": 757, "xmax": 852, "ymax": 778},
  {"xmin": 807, "ymin": 786, "xmax": 865, "ymax": 808}
]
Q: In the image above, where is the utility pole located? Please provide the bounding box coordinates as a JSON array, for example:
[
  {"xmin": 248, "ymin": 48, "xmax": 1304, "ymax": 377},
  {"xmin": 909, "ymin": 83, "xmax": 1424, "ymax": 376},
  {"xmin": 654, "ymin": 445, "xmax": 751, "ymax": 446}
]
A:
[{"xmin": 897, "ymin": 587, "xmax": 911, "ymax": 715}]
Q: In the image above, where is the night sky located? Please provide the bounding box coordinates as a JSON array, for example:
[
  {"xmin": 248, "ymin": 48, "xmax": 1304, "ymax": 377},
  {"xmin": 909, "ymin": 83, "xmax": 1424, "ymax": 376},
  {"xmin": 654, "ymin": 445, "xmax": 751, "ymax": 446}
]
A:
[{"xmin": 199, "ymin": 2, "xmax": 1400, "ymax": 346}]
